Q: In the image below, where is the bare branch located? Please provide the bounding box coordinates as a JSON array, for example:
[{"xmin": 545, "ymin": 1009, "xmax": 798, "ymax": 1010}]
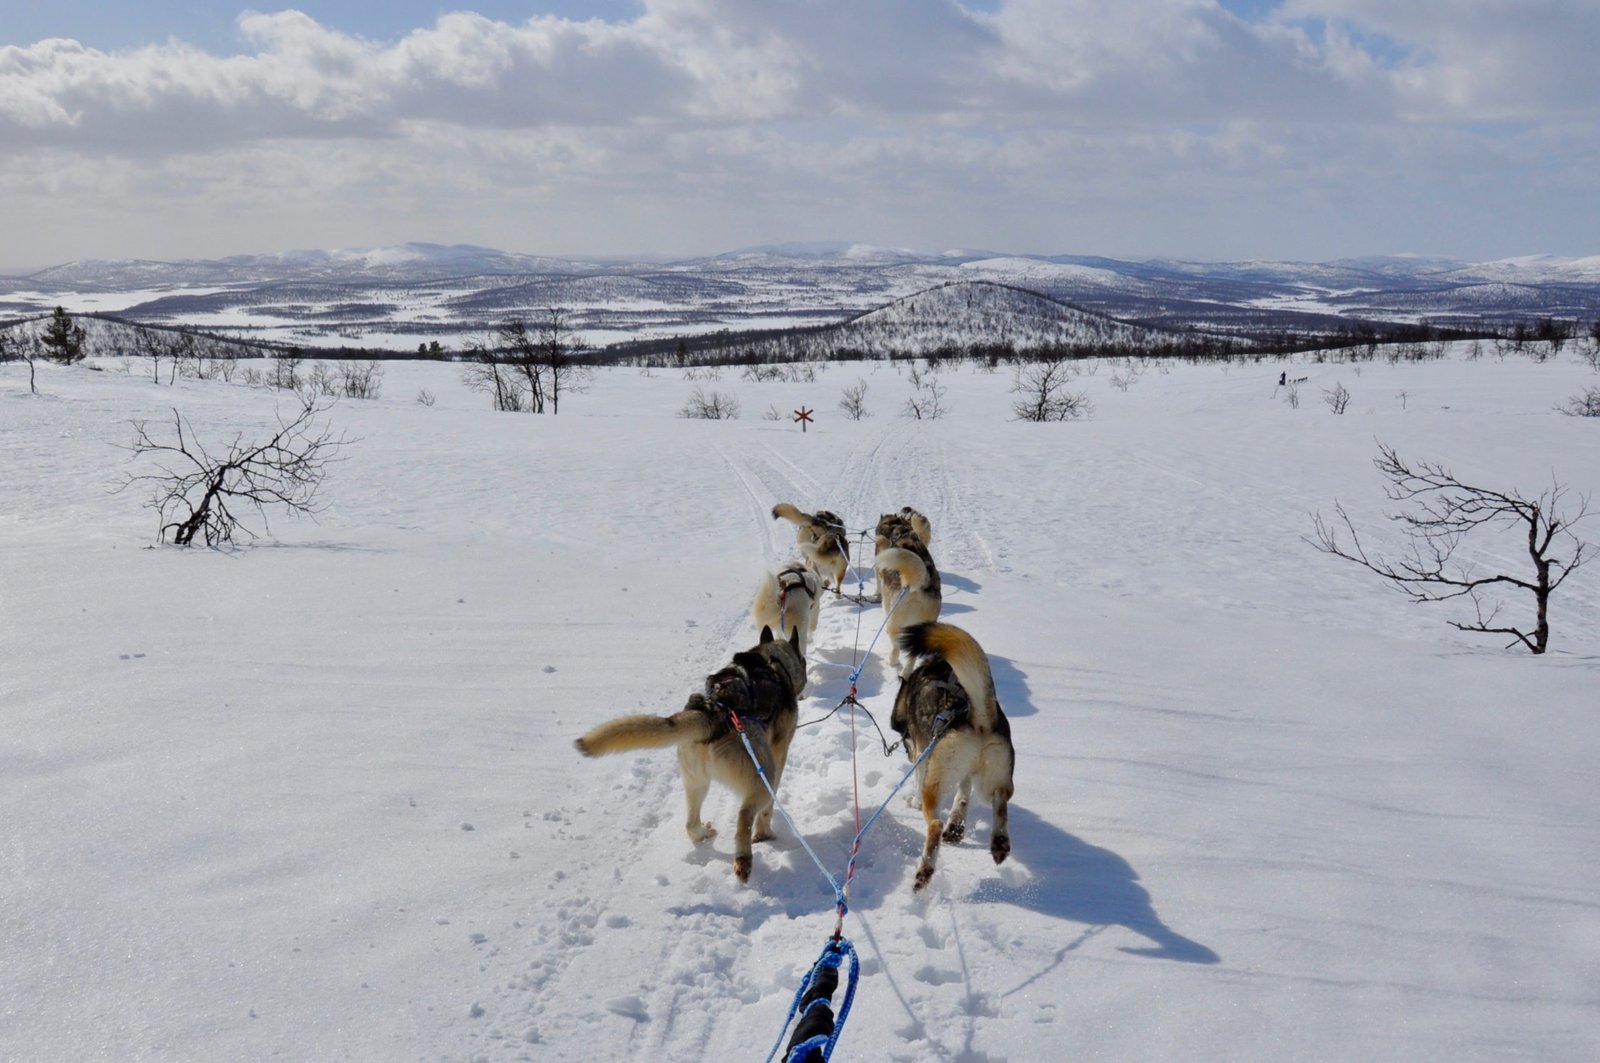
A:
[
  {"xmin": 119, "ymin": 398, "xmax": 353, "ymax": 546},
  {"xmin": 1308, "ymin": 442, "xmax": 1591, "ymax": 653}
]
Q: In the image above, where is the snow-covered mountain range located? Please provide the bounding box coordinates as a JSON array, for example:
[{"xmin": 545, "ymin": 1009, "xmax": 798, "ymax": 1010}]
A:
[{"xmin": 3, "ymin": 242, "xmax": 1598, "ymax": 353}]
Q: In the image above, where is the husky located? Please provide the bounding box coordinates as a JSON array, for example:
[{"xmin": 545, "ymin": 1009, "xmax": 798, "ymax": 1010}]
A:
[
  {"xmin": 574, "ymin": 627, "xmax": 806, "ymax": 883},
  {"xmin": 873, "ymin": 511, "xmax": 939, "ymax": 606},
  {"xmin": 752, "ymin": 563, "xmax": 822, "ymax": 656},
  {"xmin": 873, "ymin": 545, "xmax": 942, "ymax": 674},
  {"xmin": 875, "ymin": 507, "xmax": 932, "ymax": 551},
  {"xmin": 772, "ymin": 502, "xmax": 851, "ymax": 592},
  {"xmin": 891, "ymin": 622, "xmax": 1014, "ymax": 891}
]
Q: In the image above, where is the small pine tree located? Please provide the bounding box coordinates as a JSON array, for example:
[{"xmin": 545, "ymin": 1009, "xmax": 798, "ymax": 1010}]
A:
[{"xmin": 40, "ymin": 307, "xmax": 86, "ymax": 364}]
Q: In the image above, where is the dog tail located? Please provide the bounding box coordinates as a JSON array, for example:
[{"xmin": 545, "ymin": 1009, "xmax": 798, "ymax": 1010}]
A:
[
  {"xmin": 896, "ymin": 622, "xmax": 1001, "ymax": 732},
  {"xmin": 574, "ymin": 709, "xmax": 714, "ymax": 757},
  {"xmin": 902, "ymin": 508, "xmax": 933, "ymax": 547},
  {"xmin": 771, "ymin": 501, "xmax": 812, "ymax": 527},
  {"xmin": 875, "ymin": 546, "xmax": 930, "ymax": 594}
]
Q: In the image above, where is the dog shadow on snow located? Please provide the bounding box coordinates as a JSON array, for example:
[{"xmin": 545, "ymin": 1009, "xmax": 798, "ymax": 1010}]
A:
[
  {"xmin": 985, "ymin": 653, "xmax": 1213, "ymax": 963},
  {"xmin": 970, "ymin": 808, "xmax": 1219, "ymax": 966}
]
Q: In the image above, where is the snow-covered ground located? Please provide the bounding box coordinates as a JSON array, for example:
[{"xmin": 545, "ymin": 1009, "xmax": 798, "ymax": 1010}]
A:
[{"xmin": 3, "ymin": 349, "xmax": 1598, "ymax": 1062}]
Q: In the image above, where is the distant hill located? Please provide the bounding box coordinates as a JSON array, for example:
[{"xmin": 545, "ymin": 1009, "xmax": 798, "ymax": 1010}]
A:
[
  {"xmin": 636, "ymin": 281, "xmax": 1247, "ymax": 364},
  {"xmin": 4, "ymin": 242, "xmax": 1596, "ymax": 353}
]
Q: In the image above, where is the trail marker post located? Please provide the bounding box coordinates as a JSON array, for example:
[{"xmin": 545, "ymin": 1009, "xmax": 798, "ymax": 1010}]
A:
[{"xmin": 794, "ymin": 407, "xmax": 814, "ymax": 433}]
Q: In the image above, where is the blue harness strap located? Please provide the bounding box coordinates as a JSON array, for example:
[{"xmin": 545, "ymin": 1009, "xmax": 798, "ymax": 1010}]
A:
[{"xmin": 766, "ymin": 937, "xmax": 860, "ymax": 1063}]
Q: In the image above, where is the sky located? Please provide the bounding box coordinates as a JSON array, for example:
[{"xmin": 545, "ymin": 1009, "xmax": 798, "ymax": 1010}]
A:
[{"xmin": 2, "ymin": 1, "xmax": 1599, "ymax": 267}]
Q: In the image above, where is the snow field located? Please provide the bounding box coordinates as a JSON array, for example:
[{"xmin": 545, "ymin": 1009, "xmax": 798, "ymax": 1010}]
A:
[{"xmin": 3, "ymin": 348, "xmax": 1598, "ymax": 1061}]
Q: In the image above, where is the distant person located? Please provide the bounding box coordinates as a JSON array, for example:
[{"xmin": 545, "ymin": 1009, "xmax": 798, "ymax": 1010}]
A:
[{"xmin": 1278, "ymin": 370, "xmax": 1286, "ymax": 386}]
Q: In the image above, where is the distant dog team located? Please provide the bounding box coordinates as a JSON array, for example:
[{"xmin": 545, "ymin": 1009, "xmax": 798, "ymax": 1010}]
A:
[{"xmin": 575, "ymin": 500, "xmax": 1015, "ymax": 892}]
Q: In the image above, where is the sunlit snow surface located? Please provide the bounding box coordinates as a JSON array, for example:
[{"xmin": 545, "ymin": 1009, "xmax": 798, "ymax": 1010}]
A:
[{"xmin": 3, "ymin": 349, "xmax": 1598, "ymax": 1061}]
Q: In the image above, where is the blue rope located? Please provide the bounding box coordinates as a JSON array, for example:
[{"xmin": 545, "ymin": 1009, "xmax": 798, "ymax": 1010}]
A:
[
  {"xmin": 734, "ymin": 725, "xmax": 845, "ymax": 909},
  {"xmin": 841, "ymin": 712, "xmax": 950, "ymax": 892},
  {"xmin": 847, "ymin": 586, "xmax": 906, "ymax": 687}
]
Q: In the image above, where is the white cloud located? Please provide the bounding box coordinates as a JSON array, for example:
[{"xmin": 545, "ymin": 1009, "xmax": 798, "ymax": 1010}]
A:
[{"xmin": 1, "ymin": 1, "xmax": 1598, "ymax": 262}]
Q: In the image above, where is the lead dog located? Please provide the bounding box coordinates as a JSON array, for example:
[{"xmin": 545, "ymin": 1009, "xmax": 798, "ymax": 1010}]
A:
[
  {"xmin": 574, "ymin": 627, "xmax": 806, "ymax": 883},
  {"xmin": 752, "ymin": 563, "xmax": 822, "ymax": 656},
  {"xmin": 873, "ymin": 545, "xmax": 942, "ymax": 674},
  {"xmin": 875, "ymin": 507, "xmax": 932, "ymax": 551},
  {"xmin": 891, "ymin": 622, "xmax": 1014, "ymax": 891},
  {"xmin": 772, "ymin": 502, "xmax": 851, "ymax": 593}
]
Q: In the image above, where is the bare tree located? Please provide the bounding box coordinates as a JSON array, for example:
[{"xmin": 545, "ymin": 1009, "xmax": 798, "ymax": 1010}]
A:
[
  {"xmin": 1323, "ymin": 382, "xmax": 1351, "ymax": 414},
  {"xmin": 537, "ymin": 308, "xmax": 589, "ymax": 415},
  {"xmin": 270, "ymin": 353, "xmax": 303, "ymax": 392},
  {"xmin": 3, "ymin": 330, "xmax": 38, "ymax": 394},
  {"xmin": 1010, "ymin": 359, "xmax": 1092, "ymax": 421},
  {"xmin": 903, "ymin": 362, "xmax": 947, "ymax": 420},
  {"xmin": 680, "ymin": 388, "xmax": 741, "ymax": 419},
  {"xmin": 1310, "ymin": 442, "xmax": 1590, "ymax": 654},
  {"xmin": 337, "ymin": 359, "xmax": 383, "ymax": 400},
  {"xmin": 1557, "ymin": 386, "xmax": 1600, "ymax": 417},
  {"xmin": 495, "ymin": 310, "xmax": 590, "ymax": 414},
  {"xmin": 461, "ymin": 341, "xmax": 523, "ymax": 411},
  {"xmin": 119, "ymin": 398, "xmax": 353, "ymax": 546},
  {"xmin": 839, "ymin": 378, "xmax": 872, "ymax": 420}
]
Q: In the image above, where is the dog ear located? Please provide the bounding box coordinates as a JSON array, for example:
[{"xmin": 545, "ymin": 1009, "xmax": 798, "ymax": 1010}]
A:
[
  {"xmin": 760, "ymin": 625, "xmax": 774, "ymax": 643},
  {"xmin": 789, "ymin": 627, "xmax": 801, "ymax": 650}
]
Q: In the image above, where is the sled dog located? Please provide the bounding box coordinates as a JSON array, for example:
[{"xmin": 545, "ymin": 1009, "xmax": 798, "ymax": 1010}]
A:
[
  {"xmin": 752, "ymin": 563, "xmax": 822, "ymax": 656},
  {"xmin": 873, "ymin": 511, "xmax": 939, "ymax": 606},
  {"xmin": 891, "ymin": 622, "xmax": 1014, "ymax": 891},
  {"xmin": 874, "ymin": 507, "xmax": 932, "ymax": 551},
  {"xmin": 873, "ymin": 545, "xmax": 942, "ymax": 673},
  {"xmin": 574, "ymin": 627, "xmax": 806, "ymax": 883},
  {"xmin": 771, "ymin": 502, "xmax": 851, "ymax": 592}
]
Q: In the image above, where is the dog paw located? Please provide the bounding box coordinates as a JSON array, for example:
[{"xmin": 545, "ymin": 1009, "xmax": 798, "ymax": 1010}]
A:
[
  {"xmin": 733, "ymin": 856, "xmax": 752, "ymax": 883},
  {"xmin": 941, "ymin": 820, "xmax": 966, "ymax": 844},
  {"xmin": 752, "ymin": 827, "xmax": 777, "ymax": 844},
  {"xmin": 913, "ymin": 864, "xmax": 935, "ymax": 892},
  {"xmin": 990, "ymin": 834, "xmax": 1011, "ymax": 865},
  {"xmin": 688, "ymin": 823, "xmax": 717, "ymax": 843}
]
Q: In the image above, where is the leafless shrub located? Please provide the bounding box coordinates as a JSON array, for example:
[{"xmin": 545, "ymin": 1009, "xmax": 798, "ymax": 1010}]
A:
[
  {"xmin": 1323, "ymin": 382, "xmax": 1351, "ymax": 414},
  {"xmin": 1010, "ymin": 360, "xmax": 1092, "ymax": 421},
  {"xmin": 3, "ymin": 330, "xmax": 39, "ymax": 394},
  {"xmin": 416, "ymin": 389, "xmax": 437, "ymax": 407},
  {"xmin": 903, "ymin": 363, "xmax": 946, "ymax": 420},
  {"xmin": 1556, "ymin": 386, "xmax": 1600, "ymax": 417},
  {"xmin": 462, "ymin": 342, "xmax": 524, "ymax": 412},
  {"xmin": 680, "ymin": 388, "xmax": 741, "ymax": 419},
  {"xmin": 1310, "ymin": 442, "xmax": 1590, "ymax": 654},
  {"xmin": 119, "ymin": 397, "xmax": 353, "ymax": 547},
  {"xmin": 308, "ymin": 360, "xmax": 339, "ymax": 397},
  {"xmin": 742, "ymin": 363, "xmax": 786, "ymax": 382},
  {"xmin": 762, "ymin": 403, "xmax": 784, "ymax": 421},
  {"xmin": 1283, "ymin": 382, "xmax": 1301, "ymax": 409},
  {"xmin": 839, "ymin": 378, "xmax": 872, "ymax": 421},
  {"xmin": 270, "ymin": 355, "xmax": 302, "ymax": 392},
  {"xmin": 337, "ymin": 359, "xmax": 383, "ymax": 400}
]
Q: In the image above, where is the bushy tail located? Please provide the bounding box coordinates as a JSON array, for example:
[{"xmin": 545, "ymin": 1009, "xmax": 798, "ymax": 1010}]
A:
[
  {"xmin": 896, "ymin": 622, "xmax": 1000, "ymax": 731},
  {"xmin": 574, "ymin": 710, "xmax": 713, "ymax": 757},
  {"xmin": 771, "ymin": 501, "xmax": 812, "ymax": 527},
  {"xmin": 875, "ymin": 546, "xmax": 930, "ymax": 594}
]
